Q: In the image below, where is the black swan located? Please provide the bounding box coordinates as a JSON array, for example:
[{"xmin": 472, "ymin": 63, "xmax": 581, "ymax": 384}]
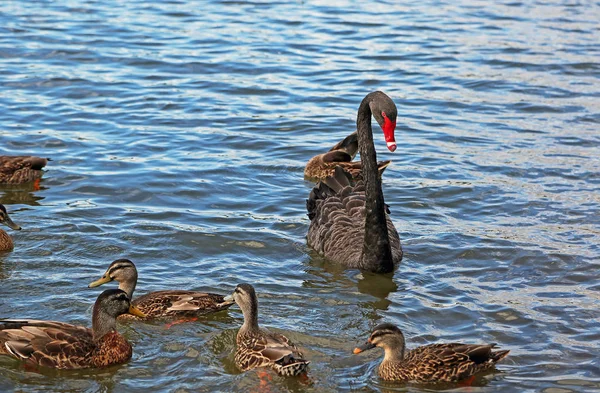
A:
[{"xmin": 306, "ymin": 91, "xmax": 402, "ymax": 273}]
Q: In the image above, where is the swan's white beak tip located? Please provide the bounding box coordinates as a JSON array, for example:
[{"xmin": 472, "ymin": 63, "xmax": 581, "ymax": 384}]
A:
[{"xmin": 387, "ymin": 142, "xmax": 397, "ymax": 152}]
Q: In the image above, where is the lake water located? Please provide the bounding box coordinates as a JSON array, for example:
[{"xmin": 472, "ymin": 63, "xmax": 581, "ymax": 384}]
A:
[{"xmin": 0, "ymin": 0, "xmax": 599, "ymax": 392}]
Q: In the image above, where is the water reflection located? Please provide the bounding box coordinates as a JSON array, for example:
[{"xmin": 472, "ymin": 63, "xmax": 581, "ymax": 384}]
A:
[
  {"xmin": 304, "ymin": 253, "xmax": 398, "ymax": 301},
  {"xmin": 0, "ymin": 259, "xmax": 10, "ymax": 281},
  {"xmin": 357, "ymin": 272, "xmax": 398, "ymax": 301},
  {"xmin": 0, "ymin": 186, "xmax": 46, "ymax": 206},
  {"xmin": 371, "ymin": 370, "xmax": 496, "ymax": 392}
]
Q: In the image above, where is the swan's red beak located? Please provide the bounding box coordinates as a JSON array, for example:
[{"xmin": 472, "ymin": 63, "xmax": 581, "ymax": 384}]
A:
[{"xmin": 382, "ymin": 117, "xmax": 397, "ymax": 152}]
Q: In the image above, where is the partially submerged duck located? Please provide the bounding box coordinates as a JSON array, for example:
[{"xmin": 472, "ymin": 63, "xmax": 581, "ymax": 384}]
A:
[
  {"xmin": 305, "ymin": 131, "xmax": 391, "ymax": 181},
  {"xmin": 0, "ymin": 204, "xmax": 21, "ymax": 251},
  {"xmin": 88, "ymin": 258, "xmax": 234, "ymax": 320},
  {"xmin": 0, "ymin": 156, "xmax": 49, "ymax": 185},
  {"xmin": 0, "ymin": 289, "xmax": 145, "ymax": 369},
  {"xmin": 354, "ymin": 323, "xmax": 510, "ymax": 383},
  {"xmin": 225, "ymin": 283, "xmax": 309, "ymax": 376}
]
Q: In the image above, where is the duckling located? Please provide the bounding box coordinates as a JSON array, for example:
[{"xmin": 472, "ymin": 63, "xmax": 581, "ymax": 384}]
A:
[
  {"xmin": 0, "ymin": 289, "xmax": 146, "ymax": 369},
  {"xmin": 0, "ymin": 204, "xmax": 21, "ymax": 251},
  {"xmin": 354, "ymin": 323, "xmax": 510, "ymax": 383},
  {"xmin": 225, "ymin": 283, "xmax": 309, "ymax": 376},
  {"xmin": 88, "ymin": 258, "xmax": 233, "ymax": 320},
  {"xmin": 304, "ymin": 131, "xmax": 390, "ymax": 181},
  {"xmin": 0, "ymin": 156, "xmax": 48, "ymax": 184}
]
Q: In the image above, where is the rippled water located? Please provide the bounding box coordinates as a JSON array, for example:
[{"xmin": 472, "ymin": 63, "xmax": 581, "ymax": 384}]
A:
[{"xmin": 1, "ymin": 0, "xmax": 599, "ymax": 392}]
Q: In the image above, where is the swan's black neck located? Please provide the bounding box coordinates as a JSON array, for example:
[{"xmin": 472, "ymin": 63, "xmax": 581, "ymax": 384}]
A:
[{"xmin": 356, "ymin": 94, "xmax": 394, "ymax": 273}]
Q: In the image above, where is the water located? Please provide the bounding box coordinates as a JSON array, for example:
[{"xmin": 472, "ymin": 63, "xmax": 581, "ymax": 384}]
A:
[{"xmin": 0, "ymin": 0, "xmax": 599, "ymax": 391}]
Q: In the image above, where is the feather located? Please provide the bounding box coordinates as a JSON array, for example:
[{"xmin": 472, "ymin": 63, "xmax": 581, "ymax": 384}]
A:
[
  {"xmin": 88, "ymin": 259, "xmax": 233, "ymax": 320},
  {"xmin": 0, "ymin": 156, "xmax": 49, "ymax": 184},
  {"xmin": 307, "ymin": 166, "xmax": 402, "ymax": 270},
  {"xmin": 229, "ymin": 284, "xmax": 309, "ymax": 377},
  {"xmin": 305, "ymin": 132, "xmax": 390, "ymax": 181},
  {"xmin": 0, "ymin": 291, "xmax": 138, "ymax": 369},
  {"xmin": 356, "ymin": 324, "xmax": 509, "ymax": 383}
]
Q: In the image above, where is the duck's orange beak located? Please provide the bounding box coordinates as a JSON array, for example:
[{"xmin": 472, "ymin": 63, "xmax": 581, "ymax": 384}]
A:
[
  {"xmin": 128, "ymin": 305, "xmax": 146, "ymax": 318},
  {"xmin": 353, "ymin": 342, "xmax": 376, "ymax": 354}
]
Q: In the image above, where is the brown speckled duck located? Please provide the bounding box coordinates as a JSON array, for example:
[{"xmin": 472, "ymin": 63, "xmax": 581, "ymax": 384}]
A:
[
  {"xmin": 0, "ymin": 289, "xmax": 145, "ymax": 369},
  {"xmin": 0, "ymin": 156, "xmax": 49, "ymax": 185},
  {"xmin": 306, "ymin": 92, "xmax": 402, "ymax": 274},
  {"xmin": 354, "ymin": 323, "xmax": 510, "ymax": 383},
  {"xmin": 0, "ymin": 204, "xmax": 21, "ymax": 251},
  {"xmin": 305, "ymin": 131, "xmax": 391, "ymax": 181},
  {"xmin": 225, "ymin": 283, "xmax": 309, "ymax": 376},
  {"xmin": 88, "ymin": 258, "xmax": 234, "ymax": 320}
]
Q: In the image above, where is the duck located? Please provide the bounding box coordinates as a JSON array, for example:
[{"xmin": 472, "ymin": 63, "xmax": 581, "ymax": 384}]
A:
[
  {"xmin": 0, "ymin": 289, "xmax": 146, "ymax": 369},
  {"xmin": 0, "ymin": 156, "xmax": 49, "ymax": 185},
  {"xmin": 304, "ymin": 131, "xmax": 391, "ymax": 181},
  {"xmin": 306, "ymin": 91, "xmax": 402, "ymax": 273},
  {"xmin": 353, "ymin": 323, "xmax": 510, "ymax": 383},
  {"xmin": 225, "ymin": 283, "xmax": 309, "ymax": 376},
  {"xmin": 88, "ymin": 258, "xmax": 234, "ymax": 320},
  {"xmin": 0, "ymin": 204, "xmax": 21, "ymax": 251}
]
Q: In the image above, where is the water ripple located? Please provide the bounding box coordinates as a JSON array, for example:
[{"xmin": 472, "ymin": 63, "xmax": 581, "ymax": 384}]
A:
[{"xmin": 1, "ymin": 0, "xmax": 599, "ymax": 392}]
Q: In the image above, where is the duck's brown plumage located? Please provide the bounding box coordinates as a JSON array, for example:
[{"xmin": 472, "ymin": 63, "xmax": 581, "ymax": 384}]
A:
[
  {"xmin": 0, "ymin": 289, "xmax": 144, "ymax": 369},
  {"xmin": 0, "ymin": 156, "xmax": 48, "ymax": 184},
  {"xmin": 229, "ymin": 283, "xmax": 309, "ymax": 376},
  {"xmin": 304, "ymin": 131, "xmax": 391, "ymax": 181},
  {"xmin": 0, "ymin": 204, "xmax": 21, "ymax": 251},
  {"xmin": 0, "ymin": 321, "xmax": 132, "ymax": 369},
  {"xmin": 354, "ymin": 323, "xmax": 510, "ymax": 383},
  {"xmin": 88, "ymin": 258, "xmax": 233, "ymax": 320},
  {"xmin": 235, "ymin": 327, "xmax": 309, "ymax": 377},
  {"xmin": 0, "ymin": 230, "xmax": 14, "ymax": 251},
  {"xmin": 123, "ymin": 290, "xmax": 231, "ymax": 320},
  {"xmin": 378, "ymin": 342, "xmax": 510, "ymax": 382}
]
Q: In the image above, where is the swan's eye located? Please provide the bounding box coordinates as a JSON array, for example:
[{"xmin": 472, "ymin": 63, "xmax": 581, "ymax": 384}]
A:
[{"xmin": 381, "ymin": 111, "xmax": 387, "ymax": 119}]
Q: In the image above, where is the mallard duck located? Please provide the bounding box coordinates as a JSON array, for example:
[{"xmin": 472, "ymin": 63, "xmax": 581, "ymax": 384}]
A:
[
  {"xmin": 0, "ymin": 289, "xmax": 146, "ymax": 369},
  {"xmin": 0, "ymin": 204, "xmax": 21, "ymax": 251},
  {"xmin": 88, "ymin": 258, "xmax": 234, "ymax": 320},
  {"xmin": 225, "ymin": 283, "xmax": 309, "ymax": 376},
  {"xmin": 304, "ymin": 131, "xmax": 391, "ymax": 181},
  {"xmin": 306, "ymin": 92, "xmax": 402, "ymax": 273},
  {"xmin": 353, "ymin": 323, "xmax": 510, "ymax": 383},
  {"xmin": 0, "ymin": 156, "xmax": 49, "ymax": 185}
]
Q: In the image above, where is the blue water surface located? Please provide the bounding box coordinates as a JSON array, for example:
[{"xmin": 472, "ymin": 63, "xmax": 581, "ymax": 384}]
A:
[{"xmin": 0, "ymin": 0, "xmax": 599, "ymax": 392}]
